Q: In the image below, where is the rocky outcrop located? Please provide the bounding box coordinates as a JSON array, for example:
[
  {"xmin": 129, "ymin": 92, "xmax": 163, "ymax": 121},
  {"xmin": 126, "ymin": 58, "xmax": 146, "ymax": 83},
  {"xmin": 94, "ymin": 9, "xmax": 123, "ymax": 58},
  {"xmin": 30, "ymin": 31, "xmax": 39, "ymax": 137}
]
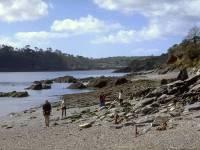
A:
[
  {"xmin": 114, "ymin": 78, "xmax": 128, "ymax": 86},
  {"xmin": 54, "ymin": 76, "xmax": 77, "ymax": 83},
  {"xmin": 26, "ymin": 83, "xmax": 51, "ymax": 90},
  {"xmin": 87, "ymin": 76, "xmax": 113, "ymax": 88},
  {"xmin": 0, "ymin": 91, "xmax": 29, "ymax": 97},
  {"xmin": 177, "ymin": 68, "xmax": 189, "ymax": 81},
  {"xmin": 68, "ymin": 82, "xmax": 86, "ymax": 89},
  {"xmin": 33, "ymin": 80, "xmax": 53, "ymax": 85}
]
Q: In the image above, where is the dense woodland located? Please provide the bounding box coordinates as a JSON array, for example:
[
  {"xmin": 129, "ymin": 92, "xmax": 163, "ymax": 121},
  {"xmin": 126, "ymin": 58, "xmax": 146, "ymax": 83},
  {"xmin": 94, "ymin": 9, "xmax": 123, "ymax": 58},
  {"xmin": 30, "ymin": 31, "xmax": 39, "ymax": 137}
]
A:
[{"xmin": 0, "ymin": 45, "xmax": 140, "ymax": 71}]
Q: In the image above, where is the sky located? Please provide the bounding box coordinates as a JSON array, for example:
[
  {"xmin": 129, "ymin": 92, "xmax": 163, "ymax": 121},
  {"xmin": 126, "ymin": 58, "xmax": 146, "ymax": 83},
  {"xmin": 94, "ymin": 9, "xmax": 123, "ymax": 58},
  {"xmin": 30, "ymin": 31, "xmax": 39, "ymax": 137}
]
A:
[{"xmin": 0, "ymin": 0, "xmax": 200, "ymax": 58}]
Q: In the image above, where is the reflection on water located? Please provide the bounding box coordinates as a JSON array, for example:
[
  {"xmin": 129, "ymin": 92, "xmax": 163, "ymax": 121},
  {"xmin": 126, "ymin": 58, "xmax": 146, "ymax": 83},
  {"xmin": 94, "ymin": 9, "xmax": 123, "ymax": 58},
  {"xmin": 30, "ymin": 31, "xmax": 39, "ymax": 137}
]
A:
[{"xmin": 0, "ymin": 70, "xmax": 125, "ymax": 117}]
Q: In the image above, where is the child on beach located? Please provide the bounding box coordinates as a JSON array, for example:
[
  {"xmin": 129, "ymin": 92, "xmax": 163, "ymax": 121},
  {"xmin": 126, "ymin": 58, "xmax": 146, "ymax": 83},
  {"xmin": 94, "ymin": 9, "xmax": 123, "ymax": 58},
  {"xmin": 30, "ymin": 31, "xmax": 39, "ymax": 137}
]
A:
[
  {"xmin": 42, "ymin": 100, "xmax": 52, "ymax": 127},
  {"xmin": 61, "ymin": 99, "xmax": 66, "ymax": 118},
  {"xmin": 118, "ymin": 90, "xmax": 123, "ymax": 106}
]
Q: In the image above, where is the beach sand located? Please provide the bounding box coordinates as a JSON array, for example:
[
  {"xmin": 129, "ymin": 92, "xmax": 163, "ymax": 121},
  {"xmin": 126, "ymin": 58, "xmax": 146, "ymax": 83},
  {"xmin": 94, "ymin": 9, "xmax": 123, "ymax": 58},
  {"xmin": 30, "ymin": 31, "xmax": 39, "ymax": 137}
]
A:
[{"xmin": 2, "ymin": 71, "xmax": 200, "ymax": 150}]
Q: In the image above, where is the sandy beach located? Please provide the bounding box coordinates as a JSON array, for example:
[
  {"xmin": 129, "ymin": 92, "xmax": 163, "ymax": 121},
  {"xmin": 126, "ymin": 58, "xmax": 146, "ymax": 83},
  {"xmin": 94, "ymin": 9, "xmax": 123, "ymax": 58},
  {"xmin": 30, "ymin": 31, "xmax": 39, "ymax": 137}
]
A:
[{"xmin": 2, "ymin": 71, "xmax": 200, "ymax": 150}]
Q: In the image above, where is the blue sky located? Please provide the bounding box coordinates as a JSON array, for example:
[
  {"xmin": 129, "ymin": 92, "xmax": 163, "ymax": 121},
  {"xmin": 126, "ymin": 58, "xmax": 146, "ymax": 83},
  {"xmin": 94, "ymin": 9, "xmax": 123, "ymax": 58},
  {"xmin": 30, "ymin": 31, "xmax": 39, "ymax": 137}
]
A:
[{"xmin": 0, "ymin": 0, "xmax": 199, "ymax": 58}]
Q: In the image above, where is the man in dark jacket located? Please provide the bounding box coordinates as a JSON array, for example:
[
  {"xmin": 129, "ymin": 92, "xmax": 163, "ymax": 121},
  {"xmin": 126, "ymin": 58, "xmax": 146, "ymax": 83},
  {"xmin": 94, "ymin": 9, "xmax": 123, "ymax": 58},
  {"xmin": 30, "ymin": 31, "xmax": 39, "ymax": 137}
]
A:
[{"xmin": 42, "ymin": 100, "xmax": 52, "ymax": 127}]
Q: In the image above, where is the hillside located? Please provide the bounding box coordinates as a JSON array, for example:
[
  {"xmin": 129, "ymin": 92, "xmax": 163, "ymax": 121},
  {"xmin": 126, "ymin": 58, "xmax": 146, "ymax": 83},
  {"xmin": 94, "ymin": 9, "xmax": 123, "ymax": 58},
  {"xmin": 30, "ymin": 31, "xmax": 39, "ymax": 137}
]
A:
[
  {"xmin": 114, "ymin": 54, "xmax": 168, "ymax": 73},
  {"xmin": 0, "ymin": 45, "xmax": 140, "ymax": 71}
]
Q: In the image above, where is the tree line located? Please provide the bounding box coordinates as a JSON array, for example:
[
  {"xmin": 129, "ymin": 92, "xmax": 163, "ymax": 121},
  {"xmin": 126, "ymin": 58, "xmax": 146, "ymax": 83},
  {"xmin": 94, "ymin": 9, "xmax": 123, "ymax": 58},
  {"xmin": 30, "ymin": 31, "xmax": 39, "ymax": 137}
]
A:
[{"xmin": 0, "ymin": 45, "xmax": 137, "ymax": 71}]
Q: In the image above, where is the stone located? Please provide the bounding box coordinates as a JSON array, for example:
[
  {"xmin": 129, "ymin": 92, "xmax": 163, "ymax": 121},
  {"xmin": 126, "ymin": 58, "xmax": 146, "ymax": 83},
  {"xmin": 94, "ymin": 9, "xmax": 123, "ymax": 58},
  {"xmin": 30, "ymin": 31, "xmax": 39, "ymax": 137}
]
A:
[
  {"xmin": 147, "ymin": 86, "xmax": 168, "ymax": 98},
  {"xmin": 152, "ymin": 116, "xmax": 169, "ymax": 127},
  {"xmin": 177, "ymin": 68, "xmax": 188, "ymax": 81},
  {"xmin": 107, "ymin": 113, "xmax": 115, "ymax": 118},
  {"xmin": 136, "ymin": 116, "xmax": 154, "ymax": 124},
  {"xmin": 79, "ymin": 122, "xmax": 93, "ymax": 128},
  {"xmin": 42, "ymin": 84, "xmax": 51, "ymax": 89},
  {"xmin": 140, "ymin": 97, "xmax": 156, "ymax": 107},
  {"xmin": 11, "ymin": 91, "xmax": 29, "ymax": 97},
  {"xmin": 141, "ymin": 106, "xmax": 154, "ymax": 115},
  {"xmin": 54, "ymin": 76, "xmax": 77, "ymax": 83},
  {"xmin": 169, "ymin": 111, "xmax": 181, "ymax": 117},
  {"xmin": 87, "ymin": 76, "xmax": 109, "ymax": 88},
  {"xmin": 114, "ymin": 78, "xmax": 128, "ymax": 86},
  {"xmin": 123, "ymin": 121, "xmax": 135, "ymax": 127},
  {"xmin": 68, "ymin": 82, "xmax": 86, "ymax": 89},
  {"xmin": 26, "ymin": 83, "xmax": 43, "ymax": 90},
  {"xmin": 185, "ymin": 102, "xmax": 200, "ymax": 111},
  {"xmin": 110, "ymin": 125, "xmax": 123, "ymax": 129},
  {"xmin": 190, "ymin": 84, "xmax": 200, "ymax": 92},
  {"xmin": 158, "ymin": 94, "xmax": 175, "ymax": 104}
]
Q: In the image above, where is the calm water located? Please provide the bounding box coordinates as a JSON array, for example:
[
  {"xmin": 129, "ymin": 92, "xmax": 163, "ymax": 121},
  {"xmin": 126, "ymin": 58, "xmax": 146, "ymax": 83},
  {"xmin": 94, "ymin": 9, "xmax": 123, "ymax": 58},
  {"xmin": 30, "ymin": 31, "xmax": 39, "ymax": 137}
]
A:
[{"xmin": 0, "ymin": 70, "xmax": 125, "ymax": 117}]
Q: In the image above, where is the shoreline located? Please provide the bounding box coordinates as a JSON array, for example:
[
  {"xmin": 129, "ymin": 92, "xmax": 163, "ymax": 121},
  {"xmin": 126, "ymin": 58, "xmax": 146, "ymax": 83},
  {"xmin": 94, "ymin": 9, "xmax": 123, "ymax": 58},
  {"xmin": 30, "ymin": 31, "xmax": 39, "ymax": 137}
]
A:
[{"xmin": 4, "ymin": 71, "xmax": 199, "ymax": 150}]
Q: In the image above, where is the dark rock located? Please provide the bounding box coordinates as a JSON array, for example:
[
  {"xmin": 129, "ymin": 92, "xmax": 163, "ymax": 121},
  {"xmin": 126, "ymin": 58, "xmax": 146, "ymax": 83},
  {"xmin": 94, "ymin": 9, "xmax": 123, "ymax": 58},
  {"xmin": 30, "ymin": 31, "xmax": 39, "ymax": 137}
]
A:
[
  {"xmin": 11, "ymin": 91, "xmax": 29, "ymax": 97},
  {"xmin": 185, "ymin": 102, "xmax": 200, "ymax": 111},
  {"xmin": 0, "ymin": 91, "xmax": 29, "ymax": 97},
  {"xmin": 110, "ymin": 125, "xmax": 123, "ymax": 129},
  {"xmin": 157, "ymin": 94, "xmax": 175, "ymax": 104},
  {"xmin": 0, "ymin": 92, "xmax": 9, "ymax": 97},
  {"xmin": 160, "ymin": 79, "xmax": 168, "ymax": 85},
  {"xmin": 42, "ymin": 84, "xmax": 51, "ymax": 89},
  {"xmin": 42, "ymin": 80, "xmax": 53, "ymax": 84},
  {"xmin": 26, "ymin": 83, "xmax": 51, "ymax": 90},
  {"xmin": 114, "ymin": 78, "xmax": 128, "ymax": 86},
  {"xmin": 136, "ymin": 116, "xmax": 154, "ymax": 124},
  {"xmin": 79, "ymin": 77, "xmax": 94, "ymax": 82},
  {"xmin": 150, "ymin": 102, "xmax": 160, "ymax": 108},
  {"xmin": 26, "ymin": 83, "xmax": 43, "ymax": 90},
  {"xmin": 123, "ymin": 121, "xmax": 135, "ymax": 127},
  {"xmin": 140, "ymin": 97, "xmax": 156, "ymax": 107},
  {"xmin": 54, "ymin": 76, "xmax": 77, "ymax": 83},
  {"xmin": 141, "ymin": 106, "xmax": 154, "ymax": 115},
  {"xmin": 68, "ymin": 82, "xmax": 86, "ymax": 89},
  {"xmin": 152, "ymin": 116, "xmax": 169, "ymax": 127},
  {"xmin": 160, "ymin": 78, "xmax": 177, "ymax": 85},
  {"xmin": 87, "ymin": 76, "xmax": 110, "ymax": 88},
  {"xmin": 177, "ymin": 68, "xmax": 189, "ymax": 81},
  {"xmin": 133, "ymin": 88, "xmax": 155, "ymax": 97},
  {"xmin": 146, "ymin": 86, "xmax": 167, "ymax": 98},
  {"xmin": 33, "ymin": 80, "xmax": 53, "ymax": 85}
]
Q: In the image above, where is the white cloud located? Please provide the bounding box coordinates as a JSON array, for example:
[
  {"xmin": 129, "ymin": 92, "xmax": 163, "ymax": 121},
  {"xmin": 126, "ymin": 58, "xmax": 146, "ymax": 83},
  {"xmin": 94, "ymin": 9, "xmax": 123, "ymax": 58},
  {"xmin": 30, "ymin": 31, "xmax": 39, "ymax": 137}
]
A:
[
  {"xmin": 15, "ymin": 31, "xmax": 68, "ymax": 42},
  {"xmin": 0, "ymin": 0, "xmax": 48, "ymax": 22},
  {"xmin": 93, "ymin": 0, "xmax": 200, "ymax": 40},
  {"xmin": 92, "ymin": 24, "xmax": 161, "ymax": 44},
  {"xmin": 51, "ymin": 15, "xmax": 121, "ymax": 33},
  {"xmin": 92, "ymin": 30, "xmax": 134, "ymax": 44}
]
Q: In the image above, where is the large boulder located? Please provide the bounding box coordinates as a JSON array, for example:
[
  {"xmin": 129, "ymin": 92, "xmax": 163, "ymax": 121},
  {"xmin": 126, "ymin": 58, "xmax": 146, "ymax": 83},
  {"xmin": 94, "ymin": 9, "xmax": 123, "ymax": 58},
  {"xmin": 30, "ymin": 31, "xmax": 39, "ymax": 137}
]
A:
[
  {"xmin": 114, "ymin": 78, "xmax": 128, "ymax": 86},
  {"xmin": 68, "ymin": 82, "xmax": 86, "ymax": 89},
  {"xmin": 87, "ymin": 76, "xmax": 110, "ymax": 88},
  {"xmin": 146, "ymin": 86, "xmax": 168, "ymax": 98},
  {"xmin": 26, "ymin": 82, "xmax": 51, "ymax": 90},
  {"xmin": 10, "ymin": 91, "xmax": 29, "ymax": 97},
  {"xmin": 177, "ymin": 68, "xmax": 188, "ymax": 81},
  {"xmin": 54, "ymin": 76, "xmax": 77, "ymax": 83},
  {"xmin": 33, "ymin": 80, "xmax": 53, "ymax": 85},
  {"xmin": 0, "ymin": 91, "xmax": 29, "ymax": 97},
  {"xmin": 185, "ymin": 102, "xmax": 200, "ymax": 111},
  {"xmin": 26, "ymin": 83, "xmax": 43, "ymax": 90}
]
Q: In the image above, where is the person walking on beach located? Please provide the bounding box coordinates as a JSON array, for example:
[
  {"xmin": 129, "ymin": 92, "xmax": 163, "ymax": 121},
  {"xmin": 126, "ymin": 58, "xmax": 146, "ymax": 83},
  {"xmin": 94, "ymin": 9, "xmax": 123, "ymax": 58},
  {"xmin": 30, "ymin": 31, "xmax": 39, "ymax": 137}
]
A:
[
  {"xmin": 42, "ymin": 100, "xmax": 52, "ymax": 127},
  {"xmin": 118, "ymin": 90, "xmax": 123, "ymax": 106},
  {"xmin": 99, "ymin": 92, "xmax": 106, "ymax": 107},
  {"xmin": 61, "ymin": 99, "xmax": 66, "ymax": 118}
]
